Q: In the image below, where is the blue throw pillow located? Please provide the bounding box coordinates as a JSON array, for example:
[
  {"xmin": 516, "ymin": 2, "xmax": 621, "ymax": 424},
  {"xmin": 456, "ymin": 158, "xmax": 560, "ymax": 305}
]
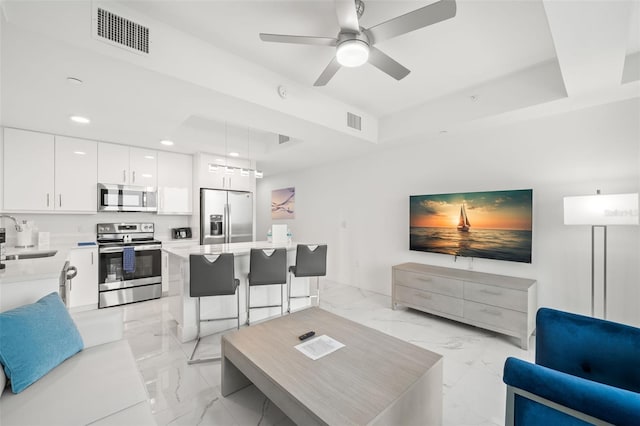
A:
[{"xmin": 0, "ymin": 292, "xmax": 84, "ymax": 393}]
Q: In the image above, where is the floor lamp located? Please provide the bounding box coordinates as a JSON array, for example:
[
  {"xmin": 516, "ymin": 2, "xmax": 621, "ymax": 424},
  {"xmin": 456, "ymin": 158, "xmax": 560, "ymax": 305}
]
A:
[{"xmin": 563, "ymin": 192, "xmax": 639, "ymax": 318}]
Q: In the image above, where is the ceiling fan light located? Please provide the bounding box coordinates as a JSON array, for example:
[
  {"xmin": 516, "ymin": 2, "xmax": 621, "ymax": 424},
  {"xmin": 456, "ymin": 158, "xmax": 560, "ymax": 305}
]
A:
[{"xmin": 336, "ymin": 39, "xmax": 369, "ymax": 67}]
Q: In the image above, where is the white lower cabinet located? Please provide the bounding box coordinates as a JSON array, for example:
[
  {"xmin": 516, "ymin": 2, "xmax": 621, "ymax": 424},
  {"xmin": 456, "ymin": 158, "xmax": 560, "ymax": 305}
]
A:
[
  {"xmin": 161, "ymin": 250, "xmax": 169, "ymax": 294},
  {"xmin": 67, "ymin": 248, "xmax": 99, "ymax": 309}
]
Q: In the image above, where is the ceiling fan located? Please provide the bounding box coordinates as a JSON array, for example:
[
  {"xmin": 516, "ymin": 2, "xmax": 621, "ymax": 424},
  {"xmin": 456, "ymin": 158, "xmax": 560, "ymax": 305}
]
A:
[{"xmin": 259, "ymin": 0, "xmax": 457, "ymax": 86}]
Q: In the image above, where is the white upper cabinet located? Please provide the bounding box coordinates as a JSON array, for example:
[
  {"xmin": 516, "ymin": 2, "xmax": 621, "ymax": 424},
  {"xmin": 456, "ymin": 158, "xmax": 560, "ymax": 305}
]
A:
[
  {"xmin": 3, "ymin": 129, "xmax": 98, "ymax": 213},
  {"xmin": 54, "ymin": 136, "xmax": 97, "ymax": 212},
  {"xmin": 4, "ymin": 128, "xmax": 55, "ymax": 211},
  {"xmin": 157, "ymin": 151, "xmax": 192, "ymax": 215},
  {"xmin": 129, "ymin": 147, "xmax": 158, "ymax": 187},
  {"xmin": 224, "ymin": 170, "xmax": 253, "ymax": 192},
  {"xmin": 196, "ymin": 153, "xmax": 255, "ymax": 192},
  {"xmin": 98, "ymin": 143, "xmax": 157, "ymax": 187},
  {"xmin": 97, "ymin": 143, "xmax": 129, "ymax": 185}
]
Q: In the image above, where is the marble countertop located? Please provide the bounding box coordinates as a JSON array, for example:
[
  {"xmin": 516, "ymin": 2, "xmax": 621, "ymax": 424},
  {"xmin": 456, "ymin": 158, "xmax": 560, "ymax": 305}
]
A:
[
  {"xmin": 0, "ymin": 247, "xmax": 71, "ymax": 284},
  {"xmin": 163, "ymin": 241, "xmax": 300, "ymax": 260},
  {"xmin": 159, "ymin": 238, "xmax": 199, "ymax": 248}
]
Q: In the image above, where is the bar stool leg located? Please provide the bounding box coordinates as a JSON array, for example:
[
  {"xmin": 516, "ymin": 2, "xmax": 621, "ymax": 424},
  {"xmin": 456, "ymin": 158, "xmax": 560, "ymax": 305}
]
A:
[
  {"xmin": 236, "ymin": 289, "xmax": 240, "ymax": 330},
  {"xmin": 287, "ymin": 272, "xmax": 292, "ymax": 313},
  {"xmin": 281, "ymin": 283, "xmax": 284, "ymax": 316},
  {"xmin": 189, "ymin": 297, "xmax": 202, "ymax": 362},
  {"xmin": 189, "ymin": 297, "xmax": 223, "ymax": 364},
  {"xmin": 316, "ymin": 277, "xmax": 320, "ymax": 307},
  {"xmin": 246, "ymin": 282, "xmax": 251, "ymax": 326}
]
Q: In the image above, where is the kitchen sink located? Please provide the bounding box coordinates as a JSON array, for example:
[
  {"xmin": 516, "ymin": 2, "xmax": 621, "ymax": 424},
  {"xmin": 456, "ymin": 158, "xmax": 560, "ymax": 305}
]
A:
[{"xmin": 4, "ymin": 250, "xmax": 58, "ymax": 260}]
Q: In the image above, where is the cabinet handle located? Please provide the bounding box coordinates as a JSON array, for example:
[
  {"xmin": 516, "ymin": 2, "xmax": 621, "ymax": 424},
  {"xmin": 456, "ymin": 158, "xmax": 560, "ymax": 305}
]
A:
[
  {"xmin": 223, "ymin": 177, "xmax": 226, "ymax": 188},
  {"xmin": 59, "ymin": 194, "xmax": 62, "ymax": 207},
  {"xmin": 91, "ymin": 252, "xmax": 94, "ymax": 265},
  {"xmin": 480, "ymin": 289, "xmax": 502, "ymax": 296},
  {"xmin": 480, "ymin": 308, "xmax": 502, "ymax": 317},
  {"xmin": 415, "ymin": 292, "xmax": 432, "ymax": 300},
  {"xmin": 46, "ymin": 193, "xmax": 50, "ymax": 207},
  {"xmin": 123, "ymin": 170, "xmax": 127, "ymax": 183}
]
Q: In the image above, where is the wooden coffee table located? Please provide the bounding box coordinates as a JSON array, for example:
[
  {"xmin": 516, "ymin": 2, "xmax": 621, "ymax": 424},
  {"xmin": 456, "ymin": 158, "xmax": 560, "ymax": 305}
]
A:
[{"xmin": 221, "ymin": 307, "xmax": 443, "ymax": 425}]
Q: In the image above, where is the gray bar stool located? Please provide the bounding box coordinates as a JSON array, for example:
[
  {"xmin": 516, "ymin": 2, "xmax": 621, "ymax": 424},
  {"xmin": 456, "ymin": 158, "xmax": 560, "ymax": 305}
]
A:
[
  {"xmin": 189, "ymin": 253, "xmax": 240, "ymax": 364},
  {"xmin": 288, "ymin": 244, "xmax": 327, "ymax": 313},
  {"xmin": 246, "ymin": 248, "xmax": 287, "ymax": 326}
]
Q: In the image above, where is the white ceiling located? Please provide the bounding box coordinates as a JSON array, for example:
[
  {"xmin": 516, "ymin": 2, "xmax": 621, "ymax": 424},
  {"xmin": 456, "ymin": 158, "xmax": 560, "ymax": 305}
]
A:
[
  {"xmin": 1, "ymin": 0, "xmax": 639, "ymax": 176},
  {"xmin": 121, "ymin": 0, "xmax": 560, "ymax": 117}
]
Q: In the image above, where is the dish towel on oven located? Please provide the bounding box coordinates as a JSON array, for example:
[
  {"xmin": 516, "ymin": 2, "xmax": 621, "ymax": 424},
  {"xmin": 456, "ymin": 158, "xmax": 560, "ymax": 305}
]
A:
[{"xmin": 123, "ymin": 247, "xmax": 136, "ymax": 273}]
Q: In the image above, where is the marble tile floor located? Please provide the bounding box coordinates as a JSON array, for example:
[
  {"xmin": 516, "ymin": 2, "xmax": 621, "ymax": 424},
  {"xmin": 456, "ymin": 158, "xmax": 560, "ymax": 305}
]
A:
[{"xmin": 121, "ymin": 281, "xmax": 535, "ymax": 426}]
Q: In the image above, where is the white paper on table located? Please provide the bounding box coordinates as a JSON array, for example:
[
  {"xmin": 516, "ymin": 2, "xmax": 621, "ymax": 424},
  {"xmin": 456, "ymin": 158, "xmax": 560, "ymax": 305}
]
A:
[{"xmin": 294, "ymin": 335, "xmax": 345, "ymax": 360}]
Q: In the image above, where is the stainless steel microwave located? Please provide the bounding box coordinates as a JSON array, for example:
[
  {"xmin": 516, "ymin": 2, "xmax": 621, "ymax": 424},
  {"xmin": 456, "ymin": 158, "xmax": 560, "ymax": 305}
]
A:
[{"xmin": 97, "ymin": 184, "xmax": 158, "ymax": 212}]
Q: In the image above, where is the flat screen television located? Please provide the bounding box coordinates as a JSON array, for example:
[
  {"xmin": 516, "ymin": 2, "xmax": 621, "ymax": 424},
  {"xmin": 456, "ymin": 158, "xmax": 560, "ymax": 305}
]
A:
[{"xmin": 410, "ymin": 189, "xmax": 533, "ymax": 263}]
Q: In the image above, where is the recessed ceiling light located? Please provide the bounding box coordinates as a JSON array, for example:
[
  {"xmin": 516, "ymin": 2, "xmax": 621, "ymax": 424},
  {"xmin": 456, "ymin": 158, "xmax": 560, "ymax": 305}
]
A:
[
  {"xmin": 160, "ymin": 140, "xmax": 174, "ymax": 146},
  {"xmin": 73, "ymin": 151, "xmax": 86, "ymax": 155},
  {"xmin": 70, "ymin": 115, "xmax": 90, "ymax": 124},
  {"xmin": 229, "ymin": 152, "xmax": 240, "ymax": 157},
  {"xmin": 67, "ymin": 77, "xmax": 83, "ymax": 85},
  {"xmin": 144, "ymin": 155, "xmax": 155, "ymax": 160}
]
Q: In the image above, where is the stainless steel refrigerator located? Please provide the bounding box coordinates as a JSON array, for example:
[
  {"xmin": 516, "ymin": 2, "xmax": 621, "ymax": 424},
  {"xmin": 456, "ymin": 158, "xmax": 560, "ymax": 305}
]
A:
[{"xmin": 200, "ymin": 188, "xmax": 254, "ymax": 245}]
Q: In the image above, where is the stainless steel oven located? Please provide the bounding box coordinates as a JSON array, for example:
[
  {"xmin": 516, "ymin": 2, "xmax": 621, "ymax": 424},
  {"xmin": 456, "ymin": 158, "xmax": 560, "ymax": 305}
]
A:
[
  {"xmin": 97, "ymin": 223, "xmax": 162, "ymax": 308},
  {"xmin": 97, "ymin": 184, "xmax": 157, "ymax": 212}
]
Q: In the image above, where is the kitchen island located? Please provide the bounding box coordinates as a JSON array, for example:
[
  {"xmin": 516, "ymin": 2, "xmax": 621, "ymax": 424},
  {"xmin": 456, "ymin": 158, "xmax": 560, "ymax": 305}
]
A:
[{"xmin": 164, "ymin": 241, "xmax": 313, "ymax": 343}]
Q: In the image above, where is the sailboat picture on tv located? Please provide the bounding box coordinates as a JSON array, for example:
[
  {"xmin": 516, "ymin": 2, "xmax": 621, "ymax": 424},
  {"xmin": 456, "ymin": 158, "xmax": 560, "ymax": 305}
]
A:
[{"xmin": 410, "ymin": 189, "xmax": 533, "ymax": 263}]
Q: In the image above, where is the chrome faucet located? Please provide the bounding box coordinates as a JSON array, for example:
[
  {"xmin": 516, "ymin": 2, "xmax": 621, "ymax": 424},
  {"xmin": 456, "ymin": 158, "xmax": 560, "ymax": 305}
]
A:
[{"xmin": 0, "ymin": 215, "xmax": 23, "ymax": 232}]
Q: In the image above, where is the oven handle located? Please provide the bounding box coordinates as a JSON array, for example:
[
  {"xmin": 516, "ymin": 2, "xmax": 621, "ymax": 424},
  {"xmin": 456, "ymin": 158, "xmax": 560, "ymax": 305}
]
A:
[{"xmin": 99, "ymin": 244, "xmax": 162, "ymax": 254}]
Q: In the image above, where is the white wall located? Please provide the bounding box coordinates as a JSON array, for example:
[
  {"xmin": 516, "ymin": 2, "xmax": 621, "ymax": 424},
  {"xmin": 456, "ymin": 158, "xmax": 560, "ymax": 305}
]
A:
[{"xmin": 257, "ymin": 98, "xmax": 640, "ymax": 327}]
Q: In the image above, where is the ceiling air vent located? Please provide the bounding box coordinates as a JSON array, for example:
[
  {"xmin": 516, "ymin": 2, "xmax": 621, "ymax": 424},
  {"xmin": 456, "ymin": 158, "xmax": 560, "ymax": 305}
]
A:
[
  {"xmin": 347, "ymin": 112, "xmax": 362, "ymax": 131},
  {"xmin": 278, "ymin": 134, "xmax": 291, "ymax": 144},
  {"xmin": 96, "ymin": 8, "xmax": 149, "ymax": 54}
]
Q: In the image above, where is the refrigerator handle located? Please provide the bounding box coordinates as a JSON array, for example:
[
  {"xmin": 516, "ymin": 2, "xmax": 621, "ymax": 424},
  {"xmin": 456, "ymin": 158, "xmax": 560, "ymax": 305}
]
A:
[{"xmin": 225, "ymin": 203, "xmax": 231, "ymax": 243}]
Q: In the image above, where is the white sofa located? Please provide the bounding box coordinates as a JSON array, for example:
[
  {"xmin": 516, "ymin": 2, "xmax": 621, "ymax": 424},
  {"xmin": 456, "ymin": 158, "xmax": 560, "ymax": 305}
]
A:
[{"xmin": 0, "ymin": 308, "xmax": 155, "ymax": 426}]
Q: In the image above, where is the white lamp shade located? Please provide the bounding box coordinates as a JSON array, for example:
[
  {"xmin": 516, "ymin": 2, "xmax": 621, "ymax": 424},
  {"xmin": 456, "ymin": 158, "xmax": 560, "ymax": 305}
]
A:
[
  {"xmin": 336, "ymin": 39, "xmax": 369, "ymax": 67},
  {"xmin": 563, "ymin": 193, "xmax": 639, "ymax": 225}
]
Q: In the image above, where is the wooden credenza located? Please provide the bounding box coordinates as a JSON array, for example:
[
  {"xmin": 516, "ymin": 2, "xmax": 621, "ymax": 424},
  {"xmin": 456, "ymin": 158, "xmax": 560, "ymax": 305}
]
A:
[{"xmin": 392, "ymin": 263, "xmax": 537, "ymax": 349}]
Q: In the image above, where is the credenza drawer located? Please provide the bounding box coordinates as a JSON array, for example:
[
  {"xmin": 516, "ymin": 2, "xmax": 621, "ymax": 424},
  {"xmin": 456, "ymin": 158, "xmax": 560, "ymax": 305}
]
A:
[
  {"xmin": 464, "ymin": 282, "xmax": 527, "ymax": 312},
  {"xmin": 464, "ymin": 300, "xmax": 526, "ymax": 333},
  {"xmin": 394, "ymin": 270, "xmax": 463, "ymax": 298},
  {"xmin": 395, "ymin": 285, "xmax": 463, "ymax": 317}
]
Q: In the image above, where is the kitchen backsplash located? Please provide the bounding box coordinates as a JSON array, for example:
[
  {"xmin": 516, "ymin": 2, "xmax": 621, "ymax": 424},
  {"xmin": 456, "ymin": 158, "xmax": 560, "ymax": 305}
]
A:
[{"xmin": 0, "ymin": 212, "xmax": 191, "ymax": 246}]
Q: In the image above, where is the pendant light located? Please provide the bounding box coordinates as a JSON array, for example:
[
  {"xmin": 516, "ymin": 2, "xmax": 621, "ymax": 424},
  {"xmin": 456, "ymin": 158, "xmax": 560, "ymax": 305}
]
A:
[{"xmin": 224, "ymin": 122, "xmax": 235, "ymax": 175}]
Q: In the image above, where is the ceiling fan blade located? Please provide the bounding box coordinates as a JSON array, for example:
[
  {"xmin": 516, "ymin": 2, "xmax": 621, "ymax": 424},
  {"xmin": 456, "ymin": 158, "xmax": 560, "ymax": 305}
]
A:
[
  {"xmin": 368, "ymin": 47, "xmax": 410, "ymax": 81},
  {"xmin": 365, "ymin": 0, "xmax": 456, "ymax": 45},
  {"xmin": 259, "ymin": 33, "xmax": 338, "ymax": 46},
  {"xmin": 314, "ymin": 57, "xmax": 341, "ymax": 86},
  {"xmin": 334, "ymin": 0, "xmax": 360, "ymax": 33}
]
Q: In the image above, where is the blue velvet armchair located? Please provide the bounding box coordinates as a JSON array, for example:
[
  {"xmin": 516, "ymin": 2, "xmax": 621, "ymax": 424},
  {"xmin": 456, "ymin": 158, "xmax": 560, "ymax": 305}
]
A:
[{"xmin": 503, "ymin": 308, "xmax": 640, "ymax": 426}]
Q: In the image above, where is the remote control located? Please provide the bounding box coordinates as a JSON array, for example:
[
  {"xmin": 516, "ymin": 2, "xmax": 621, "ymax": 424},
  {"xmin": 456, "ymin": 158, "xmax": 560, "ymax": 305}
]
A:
[{"xmin": 298, "ymin": 331, "xmax": 315, "ymax": 341}]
